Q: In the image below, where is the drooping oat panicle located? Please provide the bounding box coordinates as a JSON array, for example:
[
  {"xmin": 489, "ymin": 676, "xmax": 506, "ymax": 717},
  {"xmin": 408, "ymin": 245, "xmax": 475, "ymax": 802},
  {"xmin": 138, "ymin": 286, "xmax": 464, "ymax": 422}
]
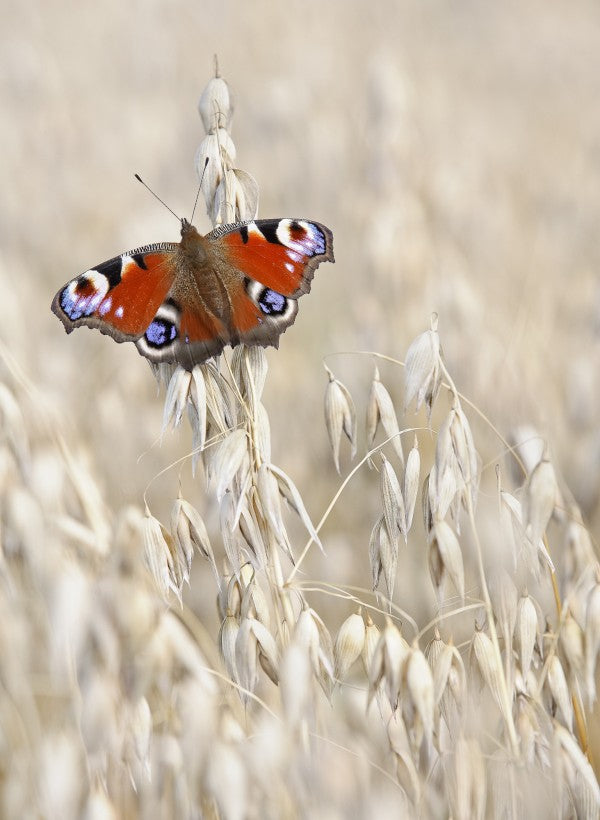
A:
[{"xmin": 324, "ymin": 368, "xmax": 357, "ymax": 473}]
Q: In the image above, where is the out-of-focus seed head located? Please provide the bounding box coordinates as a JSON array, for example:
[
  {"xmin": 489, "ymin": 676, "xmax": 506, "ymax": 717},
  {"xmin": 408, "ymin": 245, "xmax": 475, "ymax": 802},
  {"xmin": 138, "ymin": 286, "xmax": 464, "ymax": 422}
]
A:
[
  {"xmin": 368, "ymin": 618, "xmax": 410, "ymax": 709},
  {"xmin": 585, "ymin": 573, "xmax": 600, "ymax": 704},
  {"xmin": 546, "ymin": 654, "xmax": 573, "ymax": 731},
  {"xmin": 219, "ymin": 613, "xmax": 240, "ymax": 684},
  {"xmin": 552, "ymin": 723, "xmax": 600, "ymax": 818},
  {"xmin": 447, "ymin": 735, "xmax": 486, "ymax": 820},
  {"xmin": 490, "ymin": 569, "xmax": 518, "ymax": 662},
  {"xmin": 404, "ymin": 644, "xmax": 434, "ymax": 747},
  {"xmin": 515, "ymin": 591, "xmax": 539, "ymax": 681},
  {"xmin": 561, "ymin": 609, "xmax": 584, "ymax": 685},
  {"xmin": 334, "ymin": 610, "xmax": 366, "ymax": 683},
  {"xmin": 171, "ymin": 494, "xmax": 217, "ymax": 585},
  {"xmin": 143, "ymin": 505, "xmax": 179, "ymax": 602},
  {"xmin": 470, "ymin": 627, "xmax": 508, "ymax": 724},
  {"xmin": 523, "ymin": 455, "xmax": 559, "ymax": 547}
]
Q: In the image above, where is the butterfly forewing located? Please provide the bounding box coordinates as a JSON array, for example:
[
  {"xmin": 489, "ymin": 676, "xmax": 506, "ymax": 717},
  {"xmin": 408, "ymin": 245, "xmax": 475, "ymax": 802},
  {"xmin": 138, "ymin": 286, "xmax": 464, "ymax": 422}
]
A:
[
  {"xmin": 210, "ymin": 218, "xmax": 334, "ymax": 297},
  {"xmin": 52, "ymin": 243, "xmax": 178, "ymax": 343}
]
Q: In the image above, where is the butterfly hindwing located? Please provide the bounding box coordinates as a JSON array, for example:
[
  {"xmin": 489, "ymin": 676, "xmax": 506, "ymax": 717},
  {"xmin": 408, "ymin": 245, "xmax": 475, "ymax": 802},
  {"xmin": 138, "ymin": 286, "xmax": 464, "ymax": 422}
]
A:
[
  {"xmin": 135, "ymin": 299, "xmax": 229, "ymax": 367},
  {"xmin": 203, "ymin": 218, "xmax": 333, "ymax": 351},
  {"xmin": 52, "ymin": 244, "xmax": 178, "ymax": 344},
  {"xmin": 209, "ymin": 218, "xmax": 334, "ymax": 297}
]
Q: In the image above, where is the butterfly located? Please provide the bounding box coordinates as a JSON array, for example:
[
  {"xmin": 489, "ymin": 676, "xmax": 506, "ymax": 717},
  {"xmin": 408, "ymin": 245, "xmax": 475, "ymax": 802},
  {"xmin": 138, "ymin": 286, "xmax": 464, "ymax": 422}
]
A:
[{"xmin": 52, "ymin": 218, "xmax": 334, "ymax": 369}]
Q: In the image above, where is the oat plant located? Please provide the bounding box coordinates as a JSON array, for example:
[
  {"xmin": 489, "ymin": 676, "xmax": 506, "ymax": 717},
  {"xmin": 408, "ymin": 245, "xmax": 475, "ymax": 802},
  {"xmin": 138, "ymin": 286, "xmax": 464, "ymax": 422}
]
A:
[{"xmin": 0, "ymin": 69, "xmax": 598, "ymax": 819}]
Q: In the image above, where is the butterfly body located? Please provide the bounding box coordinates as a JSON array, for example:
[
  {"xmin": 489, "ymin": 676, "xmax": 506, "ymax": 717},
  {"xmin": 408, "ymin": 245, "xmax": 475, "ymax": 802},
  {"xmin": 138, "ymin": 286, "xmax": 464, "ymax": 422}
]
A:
[{"xmin": 52, "ymin": 218, "xmax": 334, "ymax": 369}]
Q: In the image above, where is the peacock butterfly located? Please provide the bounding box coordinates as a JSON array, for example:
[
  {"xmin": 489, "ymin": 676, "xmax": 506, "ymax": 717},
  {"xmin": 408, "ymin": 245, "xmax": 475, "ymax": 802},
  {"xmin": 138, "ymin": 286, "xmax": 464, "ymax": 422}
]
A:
[{"xmin": 51, "ymin": 217, "xmax": 334, "ymax": 369}]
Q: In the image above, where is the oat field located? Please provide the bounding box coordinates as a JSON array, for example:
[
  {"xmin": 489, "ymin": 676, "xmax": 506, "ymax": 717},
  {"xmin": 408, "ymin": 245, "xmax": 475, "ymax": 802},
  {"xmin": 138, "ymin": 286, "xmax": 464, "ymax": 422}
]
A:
[{"xmin": 2, "ymin": 1, "xmax": 600, "ymax": 817}]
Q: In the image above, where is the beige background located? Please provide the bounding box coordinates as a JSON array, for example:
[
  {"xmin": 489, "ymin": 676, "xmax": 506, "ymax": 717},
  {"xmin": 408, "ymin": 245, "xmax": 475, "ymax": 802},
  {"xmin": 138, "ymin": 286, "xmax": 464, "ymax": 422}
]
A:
[{"xmin": 3, "ymin": 0, "xmax": 600, "ymax": 540}]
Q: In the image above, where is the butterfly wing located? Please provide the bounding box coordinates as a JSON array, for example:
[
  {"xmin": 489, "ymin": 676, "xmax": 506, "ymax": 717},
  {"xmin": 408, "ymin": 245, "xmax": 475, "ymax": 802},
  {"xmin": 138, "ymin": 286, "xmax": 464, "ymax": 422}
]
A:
[
  {"xmin": 206, "ymin": 218, "xmax": 334, "ymax": 349},
  {"xmin": 52, "ymin": 243, "xmax": 178, "ymax": 346},
  {"xmin": 52, "ymin": 218, "xmax": 334, "ymax": 369}
]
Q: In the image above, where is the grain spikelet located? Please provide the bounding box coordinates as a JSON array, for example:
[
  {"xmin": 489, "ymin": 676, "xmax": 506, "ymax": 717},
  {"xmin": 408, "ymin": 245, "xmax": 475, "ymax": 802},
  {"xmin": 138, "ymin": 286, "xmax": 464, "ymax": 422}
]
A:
[
  {"xmin": 381, "ymin": 453, "xmax": 407, "ymax": 543},
  {"xmin": 143, "ymin": 505, "xmax": 175, "ymax": 601},
  {"xmin": 429, "ymin": 519, "xmax": 465, "ymax": 603},
  {"xmin": 404, "ymin": 435, "xmax": 420, "ymax": 533},
  {"xmin": 324, "ymin": 368, "xmax": 357, "ymax": 473},
  {"xmin": 585, "ymin": 574, "xmax": 600, "ymax": 703},
  {"xmin": 404, "ymin": 644, "xmax": 434, "ymax": 746},
  {"xmin": 471, "ymin": 627, "xmax": 508, "ymax": 722},
  {"xmin": 361, "ymin": 614, "xmax": 381, "ymax": 674},
  {"xmin": 404, "ymin": 318, "xmax": 442, "ymax": 418},
  {"xmin": 546, "ymin": 654, "xmax": 573, "ymax": 730},
  {"xmin": 366, "ymin": 367, "xmax": 404, "ymax": 463},
  {"xmin": 334, "ymin": 610, "xmax": 366, "ymax": 682},
  {"xmin": 162, "ymin": 366, "xmax": 192, "ymax": 432},
  {"xmin": 515, "ymin": 591, "xmax": 539, "ymax": 680},
  {"xmin": 368, "ymin": 618, "xmax": 409, "ymax": 708},
  {"xmin": 553, "ymin": 723, "xmax": 600, "ymax": 818},
  {"xmin": 219, "ymin": 613, "xmax": 239, "ymax": 684},
  {"xmin": 269, "ymin": 463, "xmax": 323, "ymax": 552},
  {"xmin": 524, "ymin": 455, "xmax": 558, "ymax": 546},
  {"xmin": 212, "ymin": 429, "xmax": 249, "ymax": 501}
]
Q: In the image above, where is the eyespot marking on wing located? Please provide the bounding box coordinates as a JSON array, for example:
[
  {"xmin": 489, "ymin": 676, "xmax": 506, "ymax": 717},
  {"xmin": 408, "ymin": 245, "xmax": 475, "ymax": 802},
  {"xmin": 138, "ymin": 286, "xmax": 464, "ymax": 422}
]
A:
[{"xmin": 60, "ymin": 270, "xmax": 110, "ymax": 320}]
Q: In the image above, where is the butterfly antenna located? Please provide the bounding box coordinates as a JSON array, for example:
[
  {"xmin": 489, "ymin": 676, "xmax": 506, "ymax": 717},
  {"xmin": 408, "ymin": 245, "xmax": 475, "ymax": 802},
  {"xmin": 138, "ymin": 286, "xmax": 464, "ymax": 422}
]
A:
[
  {"xmin": 134, "ymin": 174, "xmax": 180, "ymax": 221},
  {"xmin": 190, "ymin": 156, "xmax": 209, "ymax": 225}
]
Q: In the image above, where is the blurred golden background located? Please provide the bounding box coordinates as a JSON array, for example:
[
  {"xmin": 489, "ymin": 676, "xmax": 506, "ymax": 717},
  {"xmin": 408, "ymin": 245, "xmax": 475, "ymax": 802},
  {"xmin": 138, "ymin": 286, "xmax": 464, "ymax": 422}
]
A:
[
  {"xmin": 2, "ymin": 1, "xmax": 600, "ymax": 813},
  {"xmin": 4, "ymin": 0, "xmax": 599, "ymax": 537}
]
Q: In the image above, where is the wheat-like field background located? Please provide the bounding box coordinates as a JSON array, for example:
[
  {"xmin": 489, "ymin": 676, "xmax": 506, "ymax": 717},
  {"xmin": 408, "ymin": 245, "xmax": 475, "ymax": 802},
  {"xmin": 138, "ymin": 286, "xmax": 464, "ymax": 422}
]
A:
[{"xmin": 2, "ymin": 0, "xmax": 600, "ymax": 817}]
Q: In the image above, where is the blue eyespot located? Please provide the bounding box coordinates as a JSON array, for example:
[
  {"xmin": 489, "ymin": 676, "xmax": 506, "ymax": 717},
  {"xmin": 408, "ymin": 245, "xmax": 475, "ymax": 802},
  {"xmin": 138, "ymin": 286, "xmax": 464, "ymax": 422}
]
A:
[
  {"xmin": 145, "ymin": 318, "xmax": 177, "ymax": 348},
  {"xmin": 258, "ymin": 288, "xmax": 286, "ymax": 315}
]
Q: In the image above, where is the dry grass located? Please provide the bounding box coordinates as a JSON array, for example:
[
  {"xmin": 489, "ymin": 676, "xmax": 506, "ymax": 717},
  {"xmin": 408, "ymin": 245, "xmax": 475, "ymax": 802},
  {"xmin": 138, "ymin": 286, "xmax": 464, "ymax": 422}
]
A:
[{"xmin": 2, "ymin": 2, "xmax": 600, "ymax": 817}]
